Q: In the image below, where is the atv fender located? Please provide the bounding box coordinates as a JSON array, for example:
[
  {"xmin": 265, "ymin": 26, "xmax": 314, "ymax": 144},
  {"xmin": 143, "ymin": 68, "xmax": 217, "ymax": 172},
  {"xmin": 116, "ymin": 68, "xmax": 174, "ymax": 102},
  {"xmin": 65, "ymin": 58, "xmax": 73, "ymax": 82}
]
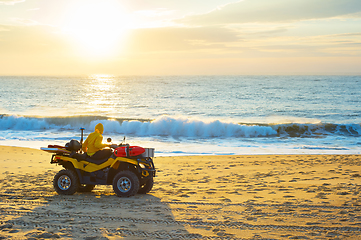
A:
[
  {"xmin": 54, "ymin": 155, "xmax": 114, "ymax": 173},
  {"xmin": 110, "ymin": 157, "xmax": 138, "ymax": 169},
  {"xmin": 54, "ymin": 155, "xmax": 83, "ymax": 170},
  {"xmin": 77, "ymin": 158, "xmax": 114, "ymax": 172}
]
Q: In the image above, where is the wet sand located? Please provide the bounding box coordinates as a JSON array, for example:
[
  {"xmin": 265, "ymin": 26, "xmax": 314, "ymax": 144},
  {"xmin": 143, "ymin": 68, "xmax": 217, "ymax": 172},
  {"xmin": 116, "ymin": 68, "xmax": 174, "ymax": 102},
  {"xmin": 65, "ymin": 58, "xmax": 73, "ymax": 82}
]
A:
[{"xmin": 0, "ymin": 146, "xmax": 360, "ymax": 239}]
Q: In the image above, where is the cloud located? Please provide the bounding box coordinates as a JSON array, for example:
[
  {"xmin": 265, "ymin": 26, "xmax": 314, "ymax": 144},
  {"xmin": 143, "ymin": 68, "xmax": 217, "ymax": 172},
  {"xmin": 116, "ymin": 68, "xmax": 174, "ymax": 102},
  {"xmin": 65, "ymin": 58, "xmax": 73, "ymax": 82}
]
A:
[
  {"xmin": 0, "ymin": 24, "xmax": 68, "ymax": 55},
  {"xmin": 125, "ymin": 26, "xmax": 241, "ymax": 53},
  {"xmin": 134, "ymin": 8, "xmax": 175, "ymax": 17},
  {"xmin": 26, "ymin": 8, "xmax": 40, "ymax": 11},
  {"xmin": 116, "ymin": 22, "xmax": 361, "ymax": 59},
  {"xmin": 0, "ymin": 25, "xmax": 10, "ymax": 31},
  {"xmin": 240, "ymin": 31, "xmax": 361, "ymax": 58},
  {"xmin": 179, "ymin": 0, "xmax": 361, "ymax": 26},
  {"xmin": 0, "ymin": 0, "xmax": 25, "ymax": 5},
  {"xmin": 10, "ymin": 18, "xmax": 40, "ymax": 26}
]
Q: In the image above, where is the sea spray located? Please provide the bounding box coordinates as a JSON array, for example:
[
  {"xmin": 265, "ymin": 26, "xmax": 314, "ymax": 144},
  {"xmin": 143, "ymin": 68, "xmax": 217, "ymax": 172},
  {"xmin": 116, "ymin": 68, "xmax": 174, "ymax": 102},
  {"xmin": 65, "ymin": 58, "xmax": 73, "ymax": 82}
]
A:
[{"xmin": 105, "ymin": 116, "xmax": 277, "ymax": 138}]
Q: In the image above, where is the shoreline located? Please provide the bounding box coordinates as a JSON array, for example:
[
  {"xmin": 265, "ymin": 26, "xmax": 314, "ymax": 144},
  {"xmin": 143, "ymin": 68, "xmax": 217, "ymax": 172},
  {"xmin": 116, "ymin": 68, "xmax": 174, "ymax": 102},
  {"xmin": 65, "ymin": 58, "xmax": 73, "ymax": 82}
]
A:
[
  {"xmin": 1, "ymin": 140, "xmax": 360, "ymax": 157},
  {"xmin": 1, "ymin": 146, "xmax": 360, "ymax": 239}
]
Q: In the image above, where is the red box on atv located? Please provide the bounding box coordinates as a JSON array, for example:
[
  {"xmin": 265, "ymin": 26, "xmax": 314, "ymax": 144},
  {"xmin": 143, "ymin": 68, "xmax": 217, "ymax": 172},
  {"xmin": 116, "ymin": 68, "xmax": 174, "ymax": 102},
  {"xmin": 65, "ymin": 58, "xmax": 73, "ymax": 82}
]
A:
[{"xmin": 114, "ymin": 146, "xmax": 145, "ymax": 157}]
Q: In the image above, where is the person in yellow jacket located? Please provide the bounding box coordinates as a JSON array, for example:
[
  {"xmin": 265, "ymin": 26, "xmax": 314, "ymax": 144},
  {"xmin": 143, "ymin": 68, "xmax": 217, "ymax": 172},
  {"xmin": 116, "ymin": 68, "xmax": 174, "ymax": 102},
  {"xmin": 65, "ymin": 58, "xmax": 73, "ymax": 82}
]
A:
[{"xmin": 82, "ymin": 123, "xmax": 112, "ymax": 159}]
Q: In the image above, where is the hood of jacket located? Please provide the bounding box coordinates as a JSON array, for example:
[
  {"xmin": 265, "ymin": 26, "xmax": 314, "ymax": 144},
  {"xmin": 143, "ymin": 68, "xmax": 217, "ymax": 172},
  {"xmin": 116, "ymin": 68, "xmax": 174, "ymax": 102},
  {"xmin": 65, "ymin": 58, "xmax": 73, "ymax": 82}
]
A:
[{"xmin": 94, "ymin": 123, "xmax": 104, "ymax": 134}]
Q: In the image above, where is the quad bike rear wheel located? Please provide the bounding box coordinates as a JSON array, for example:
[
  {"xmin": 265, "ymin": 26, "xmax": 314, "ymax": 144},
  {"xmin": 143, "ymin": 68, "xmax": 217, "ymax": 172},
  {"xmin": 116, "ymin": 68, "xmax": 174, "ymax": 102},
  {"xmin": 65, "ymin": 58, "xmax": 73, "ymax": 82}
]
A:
[
  {"xmin": 138, "ymin": 176, "xmax": 154, "ymax": 194},
  {"xmin": 112, "ymin": 170, "xmax": 139, "ymax": 197},
  {"xmin": 53, "ymin": 169, "xmax": 79, "ymax": 195}
]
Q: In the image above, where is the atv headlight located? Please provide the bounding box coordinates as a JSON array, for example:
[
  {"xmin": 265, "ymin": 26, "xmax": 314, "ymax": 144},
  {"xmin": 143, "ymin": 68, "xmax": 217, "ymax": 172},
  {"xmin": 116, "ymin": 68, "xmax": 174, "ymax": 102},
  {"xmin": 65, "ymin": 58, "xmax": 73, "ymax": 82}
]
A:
[{"xmin": 139, "ymin": 163, "xmax": 146, "ymax": 169}]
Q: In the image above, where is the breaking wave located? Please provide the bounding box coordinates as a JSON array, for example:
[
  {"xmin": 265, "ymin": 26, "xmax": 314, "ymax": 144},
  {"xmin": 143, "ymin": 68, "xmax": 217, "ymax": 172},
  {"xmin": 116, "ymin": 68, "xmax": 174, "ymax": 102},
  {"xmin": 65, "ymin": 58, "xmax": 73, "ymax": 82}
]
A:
[{"xmin": 0, "ymin": 114, "xmax": 360, "ymax": 138}]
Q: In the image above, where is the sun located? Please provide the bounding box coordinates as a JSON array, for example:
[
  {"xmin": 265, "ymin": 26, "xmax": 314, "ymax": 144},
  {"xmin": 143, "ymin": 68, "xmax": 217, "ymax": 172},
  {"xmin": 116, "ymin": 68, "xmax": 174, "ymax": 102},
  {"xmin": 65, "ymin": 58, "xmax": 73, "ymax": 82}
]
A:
[{"xmin": 61, "ymin": 0, "xmax": 128, "ymax": 57}]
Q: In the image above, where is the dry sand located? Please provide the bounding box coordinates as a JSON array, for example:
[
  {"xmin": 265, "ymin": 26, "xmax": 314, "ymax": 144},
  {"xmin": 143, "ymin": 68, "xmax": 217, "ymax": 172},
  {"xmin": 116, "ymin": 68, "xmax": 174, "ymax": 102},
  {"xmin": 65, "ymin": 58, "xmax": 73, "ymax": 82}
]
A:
[{"xmin": 0, "ymin": 146, "xmax": 361, "ymax": 239}]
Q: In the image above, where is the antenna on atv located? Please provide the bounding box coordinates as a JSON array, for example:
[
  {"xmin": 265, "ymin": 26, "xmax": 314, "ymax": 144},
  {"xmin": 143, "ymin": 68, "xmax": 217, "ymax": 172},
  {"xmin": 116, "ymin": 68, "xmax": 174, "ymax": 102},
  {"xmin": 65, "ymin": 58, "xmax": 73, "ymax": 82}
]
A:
[
  {"xmin": 80, "ymin": 128, "xmax": 85, "ymax": 153},
  {"xmin": 119, "ymin": 136, "xmax": 126, "ymax": 146}
]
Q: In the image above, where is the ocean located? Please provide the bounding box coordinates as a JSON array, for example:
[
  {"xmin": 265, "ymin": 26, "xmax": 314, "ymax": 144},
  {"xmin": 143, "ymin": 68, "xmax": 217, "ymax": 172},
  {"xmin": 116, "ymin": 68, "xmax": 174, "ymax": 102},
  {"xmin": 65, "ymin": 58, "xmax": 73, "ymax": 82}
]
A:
[{"xmin": 0, "ymin": 75, "xmax": 360, "ymax": 156}]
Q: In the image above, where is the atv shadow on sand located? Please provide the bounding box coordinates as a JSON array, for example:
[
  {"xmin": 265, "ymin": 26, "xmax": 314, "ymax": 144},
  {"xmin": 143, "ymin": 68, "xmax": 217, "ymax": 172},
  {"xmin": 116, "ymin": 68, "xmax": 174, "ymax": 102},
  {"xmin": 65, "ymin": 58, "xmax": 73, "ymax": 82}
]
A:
[{"xmin": 0, "ymin": 179, "xmax": 197, "ymax": 239}]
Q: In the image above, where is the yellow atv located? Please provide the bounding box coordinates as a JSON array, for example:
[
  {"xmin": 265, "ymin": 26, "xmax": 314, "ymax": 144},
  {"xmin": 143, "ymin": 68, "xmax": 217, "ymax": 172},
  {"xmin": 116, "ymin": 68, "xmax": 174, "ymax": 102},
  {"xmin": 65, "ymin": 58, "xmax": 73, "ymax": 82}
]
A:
[{"xmin": 41, "ymin": 138, "xmax": 155, "ymax": 197}]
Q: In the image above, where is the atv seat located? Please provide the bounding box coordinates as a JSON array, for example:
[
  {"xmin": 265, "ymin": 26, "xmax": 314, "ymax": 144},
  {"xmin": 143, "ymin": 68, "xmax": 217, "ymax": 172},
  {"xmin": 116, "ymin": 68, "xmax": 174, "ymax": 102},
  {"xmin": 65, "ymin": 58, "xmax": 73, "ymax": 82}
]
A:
[{"xmin": 70, "ymin": 152, "xmax": 110, "ymax": 165}]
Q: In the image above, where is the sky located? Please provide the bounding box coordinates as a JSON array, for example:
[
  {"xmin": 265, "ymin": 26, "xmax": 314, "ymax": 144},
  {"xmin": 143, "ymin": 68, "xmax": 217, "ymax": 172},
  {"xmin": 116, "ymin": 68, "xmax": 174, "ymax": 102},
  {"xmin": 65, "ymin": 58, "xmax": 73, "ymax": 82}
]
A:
[{"xmin": 0, "ymin": 0, "xmax": 361, "ymax": 75}]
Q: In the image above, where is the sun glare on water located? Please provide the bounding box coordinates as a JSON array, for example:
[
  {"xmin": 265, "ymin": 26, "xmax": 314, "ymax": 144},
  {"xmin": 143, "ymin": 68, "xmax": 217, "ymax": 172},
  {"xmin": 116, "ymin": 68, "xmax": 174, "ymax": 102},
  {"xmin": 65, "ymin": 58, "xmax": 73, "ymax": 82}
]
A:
[
  {"xmin": 82, "ymin": 74, "xmax": 117, "ymax": 115},
  {"xmin": 62, "ymin": 0, "xmax": 128, "ymax": 58}
]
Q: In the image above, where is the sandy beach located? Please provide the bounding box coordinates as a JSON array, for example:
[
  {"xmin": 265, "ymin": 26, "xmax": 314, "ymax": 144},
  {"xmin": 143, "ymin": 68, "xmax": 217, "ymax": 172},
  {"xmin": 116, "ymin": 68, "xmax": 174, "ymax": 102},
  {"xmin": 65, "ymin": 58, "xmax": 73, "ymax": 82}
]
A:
[{"xmin": 0, "ymin": 146, "xmax": 360, "ymax": 239}]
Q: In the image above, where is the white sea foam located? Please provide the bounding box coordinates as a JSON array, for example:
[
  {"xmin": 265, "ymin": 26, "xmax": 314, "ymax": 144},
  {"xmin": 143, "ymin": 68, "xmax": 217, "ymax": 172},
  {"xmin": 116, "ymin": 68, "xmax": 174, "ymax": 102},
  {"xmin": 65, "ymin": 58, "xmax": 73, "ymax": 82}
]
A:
[
  {"xmin": 1, "ymin": 114, "xmax": 360, "ymax": 139},
  {"xmin": 98, "ymin": 116, "xmax": 277, "ymax": 138}
]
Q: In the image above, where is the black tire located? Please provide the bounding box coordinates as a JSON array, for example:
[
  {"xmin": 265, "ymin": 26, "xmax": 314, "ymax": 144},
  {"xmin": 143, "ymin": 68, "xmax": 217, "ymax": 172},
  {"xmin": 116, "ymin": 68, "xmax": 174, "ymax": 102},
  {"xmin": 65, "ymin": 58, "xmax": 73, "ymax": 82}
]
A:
[
  {"xmin": 53, "ymin": 169, "xmax": 79, "ymax": 195},
  {"xmin": 138, "ymin": 176, "xmax": 154, "ymax": 194},
  {"xmin": 112, "ymin": 171, "xmax": 139, "ymax": 197},
  {"xmin": 78, "ymin": 184, "xmax": 95, "ymax": 192}
]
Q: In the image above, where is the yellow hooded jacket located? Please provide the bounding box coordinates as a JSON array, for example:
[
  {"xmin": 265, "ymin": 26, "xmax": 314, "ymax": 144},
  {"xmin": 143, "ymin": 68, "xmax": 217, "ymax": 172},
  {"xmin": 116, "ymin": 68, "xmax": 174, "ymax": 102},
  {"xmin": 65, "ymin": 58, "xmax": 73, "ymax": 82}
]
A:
[{"xmin": 82, "ymin": 123, "xmax": 108, "ymax": 156}]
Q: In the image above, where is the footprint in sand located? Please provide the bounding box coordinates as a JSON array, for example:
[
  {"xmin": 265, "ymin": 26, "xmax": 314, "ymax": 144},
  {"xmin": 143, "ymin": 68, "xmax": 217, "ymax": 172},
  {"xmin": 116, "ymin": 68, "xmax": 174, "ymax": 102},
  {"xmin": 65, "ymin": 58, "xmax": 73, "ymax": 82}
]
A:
[
  {"xmin": 205, "ymin": 190, "xmax": 216, "ymax": 194},
  {"xmin": 219, "ymin": 197, "xmax": 231, "ymax": 202},
  {"xmin": 283, "ymin": 195, "xmax": 296, "ymax": 198},
  {"xmin": 198, "ymin": 178, "xmax": 210, "ymax": 183},
  {"xmin": 179, "ymin": 194, "xmax": 190, "ymax": 198},
  {"xmin": 315, "ymin": 192, "xmax": 328, "ymax": 199}
]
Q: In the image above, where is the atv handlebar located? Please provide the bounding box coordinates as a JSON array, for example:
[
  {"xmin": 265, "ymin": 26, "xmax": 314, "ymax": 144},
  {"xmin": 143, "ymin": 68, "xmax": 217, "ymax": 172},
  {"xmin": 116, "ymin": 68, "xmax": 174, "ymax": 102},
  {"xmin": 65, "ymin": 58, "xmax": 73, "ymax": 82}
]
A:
[
  {"xmin": 109, "ymin": 144, "xmax": 119, "ymax": 149},
  {"xmin": 107, "ymin": 137, "xmax": 129, "ymax": 149}
]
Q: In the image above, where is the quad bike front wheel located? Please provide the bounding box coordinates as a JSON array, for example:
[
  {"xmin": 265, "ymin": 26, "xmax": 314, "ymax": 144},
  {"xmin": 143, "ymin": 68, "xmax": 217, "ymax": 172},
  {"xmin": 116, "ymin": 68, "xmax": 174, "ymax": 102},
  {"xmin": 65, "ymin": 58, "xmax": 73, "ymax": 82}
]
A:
[
  {"xmin": 53, "ymin": 169, "xmax": 79, "ymax": 195},
  {"xmin": 112, "ymin": 170, "xmax": 139, "ymax": 197},
  {"xmin": 138, "ymin": 176, "xmax": 154, "ymax": 194}
]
